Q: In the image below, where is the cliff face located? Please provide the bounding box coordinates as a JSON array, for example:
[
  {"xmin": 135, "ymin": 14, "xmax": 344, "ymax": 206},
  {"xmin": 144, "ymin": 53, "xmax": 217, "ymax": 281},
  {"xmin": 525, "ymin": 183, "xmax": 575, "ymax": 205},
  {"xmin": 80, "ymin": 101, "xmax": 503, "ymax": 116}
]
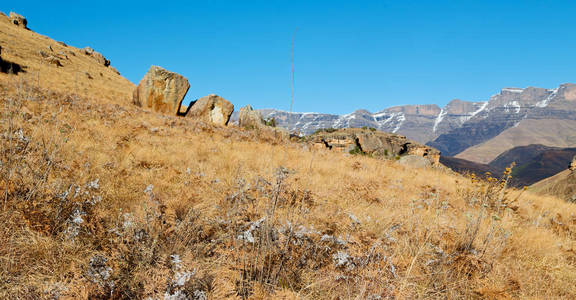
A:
[
  {"xmin": 453, "ymin": 84, "xmax": 576, "ymax": 162},
  {"xmin": 250, "ymin": 83, "xmax": 576, "ymax": 164},
  {"xmin": 258, "ymin": 101, "xmax": 485, "ymax": 144},
  {"xmin": 310, "ymin": 128, "xmax": 440, "ymax": 166}
]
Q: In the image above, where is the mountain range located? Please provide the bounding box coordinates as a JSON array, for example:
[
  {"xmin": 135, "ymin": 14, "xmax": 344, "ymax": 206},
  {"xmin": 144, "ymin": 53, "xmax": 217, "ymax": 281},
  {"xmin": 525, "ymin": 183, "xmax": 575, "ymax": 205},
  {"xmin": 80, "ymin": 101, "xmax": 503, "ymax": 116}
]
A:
[{"xmin": 256, "ymin": 84, "xmax": 576, "ymax": 164}]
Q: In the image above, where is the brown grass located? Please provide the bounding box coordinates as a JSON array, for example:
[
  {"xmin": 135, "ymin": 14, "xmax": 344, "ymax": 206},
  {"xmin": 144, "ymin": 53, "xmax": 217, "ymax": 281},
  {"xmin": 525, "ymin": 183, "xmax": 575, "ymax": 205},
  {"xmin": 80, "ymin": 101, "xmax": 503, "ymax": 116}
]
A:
[
  {"xmin": 0, "ymin": 14, "xmax": 134, "ymax": 104},
  {"xmin": 2, "ymin": 14, "xmax": 576, "ymax": 299},
  {"xmin": 1, "ymin": 78, "xmax": 576, "ymax": 299}
]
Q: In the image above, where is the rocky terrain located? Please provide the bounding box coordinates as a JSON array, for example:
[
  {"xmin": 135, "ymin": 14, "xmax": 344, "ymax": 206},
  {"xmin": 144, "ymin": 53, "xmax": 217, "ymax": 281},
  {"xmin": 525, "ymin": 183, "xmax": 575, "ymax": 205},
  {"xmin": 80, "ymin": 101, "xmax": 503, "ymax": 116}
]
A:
[
  {"xmin": 3, "ymin": 10, "xmax": 576, "ymax": 299},
  {"xmin": 254, "ymin": 84, "xmax": 576, "ymax": 165},
  {"xmin": 310, "ymin": 128, "xmax": 440, "ymax": 166}
]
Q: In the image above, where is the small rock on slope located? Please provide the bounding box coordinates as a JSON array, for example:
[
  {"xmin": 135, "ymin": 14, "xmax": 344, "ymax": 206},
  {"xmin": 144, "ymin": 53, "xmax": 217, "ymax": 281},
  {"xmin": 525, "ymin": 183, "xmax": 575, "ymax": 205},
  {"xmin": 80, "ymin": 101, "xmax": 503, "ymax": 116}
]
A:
[{"xmin": 186, "ymin": 94, "xmax": 234, "ymax": 126}]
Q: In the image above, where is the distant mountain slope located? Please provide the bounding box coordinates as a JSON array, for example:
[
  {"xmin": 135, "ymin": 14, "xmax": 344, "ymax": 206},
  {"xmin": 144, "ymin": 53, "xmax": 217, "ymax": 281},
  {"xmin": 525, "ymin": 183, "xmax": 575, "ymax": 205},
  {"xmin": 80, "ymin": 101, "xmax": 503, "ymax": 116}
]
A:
[
  {"xmin": 455, "ymin": 119, "xmax": 576, "ymax": 163},
  {"xmin": 258, "ymin": 100, "xmax": 487, "ymax": 144},
  {"xmin": 439, "ymin": 156, "xmax": 500, "ymax": 177},
  {"xmin": 256, "ymin": 84, "xmax": 576, "ymax": 164},
  {"xmin": 428, "ymin": 86, "xmax": 576, "ymax": 157},
  {"xmin": 490, "ymin": 144, "xmax": 576, "ymax": 171},
  {"xmin": 441, "ymin": 144, "xmax": 576, "ymax": 187},
  {"xmin": 530, "ymin": 168, "xmax": 576, "ymax": 202}
]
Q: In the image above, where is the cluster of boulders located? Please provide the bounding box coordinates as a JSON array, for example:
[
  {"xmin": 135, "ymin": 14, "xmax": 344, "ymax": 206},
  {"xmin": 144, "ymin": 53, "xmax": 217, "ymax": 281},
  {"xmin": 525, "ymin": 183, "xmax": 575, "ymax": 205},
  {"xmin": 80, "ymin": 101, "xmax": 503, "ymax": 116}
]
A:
[
  {"xmin": 133, "ymin": 66, "xmax": 235, "ymax": 126},
  {"xmin": 132, "ymin": 66, "xmax": 288, "ymax": 135},
  {"xmin": 311, "ymin": 128, "xmax": 440, "ymax": 167}
]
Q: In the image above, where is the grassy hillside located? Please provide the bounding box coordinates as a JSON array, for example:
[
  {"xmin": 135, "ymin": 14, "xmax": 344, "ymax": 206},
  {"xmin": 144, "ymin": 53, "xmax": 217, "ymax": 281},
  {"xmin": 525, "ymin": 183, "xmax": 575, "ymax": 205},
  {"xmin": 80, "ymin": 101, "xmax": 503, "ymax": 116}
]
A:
[
  {"xmin": 2, "ymin": 12, "xmax": 576, "ymax": 299},
  {"xmin": 0, "ymin": 13, "xmax": 134, "ymax": 103},
  {"xmin": 531, "ymin": 170, "xmax": 576, "ymax": 202},
  {"xmin": 443, "ymin": 145, "xmax": 576, "ymax": 188}
]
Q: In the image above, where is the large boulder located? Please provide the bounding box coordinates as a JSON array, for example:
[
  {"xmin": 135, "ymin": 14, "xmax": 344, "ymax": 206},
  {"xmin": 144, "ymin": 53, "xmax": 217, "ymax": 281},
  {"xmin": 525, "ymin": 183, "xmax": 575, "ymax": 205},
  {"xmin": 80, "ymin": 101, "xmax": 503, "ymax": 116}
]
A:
[
  {"xmin": 238, "ymin": 105, "xmax": 266, "ymax": 129},
  {"xmin": 570, "ymin": 156, "xmax": 576, "ymax": 172},
  {"xmin": 186, "ymin": 94, "xmax": 234, "ymax": 126},
  {"xmin": 9, "ymin": 12, "xmax": 27, "ymax": 29},
  {"xmin": 133, "ymin": 66, "xmax": 190, "ymax": 115}
]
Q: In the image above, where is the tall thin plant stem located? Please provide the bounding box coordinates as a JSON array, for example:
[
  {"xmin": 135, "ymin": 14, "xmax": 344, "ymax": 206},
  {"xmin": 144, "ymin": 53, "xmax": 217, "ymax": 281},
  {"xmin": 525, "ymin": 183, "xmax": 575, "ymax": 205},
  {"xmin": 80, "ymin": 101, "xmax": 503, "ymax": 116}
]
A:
[{"xmin": 290, "ymin": 29, "xmax": 298, "ymax": 115}]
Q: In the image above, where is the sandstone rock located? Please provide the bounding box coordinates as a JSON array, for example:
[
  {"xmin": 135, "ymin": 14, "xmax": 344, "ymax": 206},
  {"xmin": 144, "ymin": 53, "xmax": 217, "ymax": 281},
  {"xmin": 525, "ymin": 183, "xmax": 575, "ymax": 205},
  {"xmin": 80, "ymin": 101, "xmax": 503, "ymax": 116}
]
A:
[
  {"xmin": 83, "ymin": 47, "xmax": 110, "ymax": 66},
  {"xmin": 9, "ymin": 12, "xmax": 27, "ymax": 29},
  {"xmin": 238, "ymin": 105, "xmax": 266, "ymax": 129},
  {"xmin": 398, "ymin": 155, "xmax": 432, "ymax": 168},
  {"xmin": 186, "ymin": 94, "xmax": 234, "ymax": 126},
  {"xmin": 570, "ymin": 156, "xmax": 576, "ymax": 172},
  {"xmin": 132, "ymin": 66, "xmax": 190, "ymax": 115},
  {"xmin": 311, "ymin": 128, "xmax": 440, "ymax": 165}
]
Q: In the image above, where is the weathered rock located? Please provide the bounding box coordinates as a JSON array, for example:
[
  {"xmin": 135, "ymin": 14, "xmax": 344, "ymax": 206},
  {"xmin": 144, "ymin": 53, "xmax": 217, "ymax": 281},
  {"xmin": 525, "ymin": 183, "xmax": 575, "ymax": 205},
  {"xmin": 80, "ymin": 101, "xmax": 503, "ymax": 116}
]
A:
[
  {"xmin": 9, "ymin": 12, "xmax": 27, "ymax": 29},
  {"xmin": 238, "ymin": 105, "xmax": 266, "ymax": 129},
  {"xmin": 237, "ymin": 105, "xmax": 289, "ymax": 139},
  {"xmin": 82, "ymin": 47, "xmax": 110, "ymax": 66},
  {"xmin": 311, "ymin": 128, "xmax": 440, "ymax": 165},
  {"xmin": 186, "ymin": 94, "xmax": 234, "ymax": 126},
  {"xmin": 398, "ymin": 155, "xmax": 432, "ymax": 168},
  {"xmin": 570, "ymin": 156, "xmax": 576, "ymax": 172},
  {"xmin": 132, "ymin": 66, "xmax": 190, "ymax": 115}
]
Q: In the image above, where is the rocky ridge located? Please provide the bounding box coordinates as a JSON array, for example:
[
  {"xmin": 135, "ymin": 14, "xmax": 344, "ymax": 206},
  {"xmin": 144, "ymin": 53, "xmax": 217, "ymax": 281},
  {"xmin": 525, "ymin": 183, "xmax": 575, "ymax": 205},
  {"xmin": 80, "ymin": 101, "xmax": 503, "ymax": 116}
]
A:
[
  {"xmin": 256, "ymin": 83, "xmax": 576, "ymax": 163},
  {"xmin": 310, "ymin": 128, "xmax": 440, "ymax": 166}
]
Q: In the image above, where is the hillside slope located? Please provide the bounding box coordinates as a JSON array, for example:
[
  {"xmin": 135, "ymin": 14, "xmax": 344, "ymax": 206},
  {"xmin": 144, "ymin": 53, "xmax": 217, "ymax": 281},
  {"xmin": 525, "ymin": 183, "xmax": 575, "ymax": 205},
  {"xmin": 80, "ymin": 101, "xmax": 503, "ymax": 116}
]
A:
[
  {"xmin": 456, "ymin": 119, "xmax": 576, "ymax": 163},
  {"xmin": 531, "ymin": 169, "xmax": 576, "ymax": 202},
  {"xmin": 442, "ymin": 144, "xmax": 576, "ymax": 187},
  {"xmin": 0, "ymin": 12, "xmax": 134, "ymax": 102},
  {"xmin": 2, "ymin": 12, "xmax": 576, "ymax": 299}
]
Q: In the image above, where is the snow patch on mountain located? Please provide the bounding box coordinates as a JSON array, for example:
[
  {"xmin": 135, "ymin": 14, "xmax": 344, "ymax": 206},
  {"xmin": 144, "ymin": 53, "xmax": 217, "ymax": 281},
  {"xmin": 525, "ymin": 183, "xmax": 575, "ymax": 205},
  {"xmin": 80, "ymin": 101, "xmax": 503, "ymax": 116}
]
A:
[
  {"xmin": 535, "ymin": 88, "xmax": 559, "ymax": 108},
  {"xmin": 433, "ymin": 108, "xmax": 447, "ymax": 133}
]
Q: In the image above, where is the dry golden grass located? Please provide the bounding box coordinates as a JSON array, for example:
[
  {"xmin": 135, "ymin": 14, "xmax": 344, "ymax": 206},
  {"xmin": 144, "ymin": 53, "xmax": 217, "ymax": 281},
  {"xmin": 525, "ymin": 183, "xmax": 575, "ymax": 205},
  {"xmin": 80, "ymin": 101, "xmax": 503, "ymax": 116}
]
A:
[
  {"xmin": 2, "ymin": 15, "xmax": 576, "ymax": 299},
  {"xmin": 2, "ymin": 78, "xmax": 576, "ymax": 299},
  {"xmin": 0, "ymin": 13, "xmax": 134, "ymax": 104}
]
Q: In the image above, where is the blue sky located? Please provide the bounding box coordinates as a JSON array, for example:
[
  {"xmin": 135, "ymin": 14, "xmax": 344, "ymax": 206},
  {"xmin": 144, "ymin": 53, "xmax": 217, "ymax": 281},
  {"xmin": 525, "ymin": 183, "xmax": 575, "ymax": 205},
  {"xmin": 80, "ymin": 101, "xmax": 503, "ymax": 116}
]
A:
[{"xmin": 3, "ymin": 1, "xmax": 576, "ymax": 114}]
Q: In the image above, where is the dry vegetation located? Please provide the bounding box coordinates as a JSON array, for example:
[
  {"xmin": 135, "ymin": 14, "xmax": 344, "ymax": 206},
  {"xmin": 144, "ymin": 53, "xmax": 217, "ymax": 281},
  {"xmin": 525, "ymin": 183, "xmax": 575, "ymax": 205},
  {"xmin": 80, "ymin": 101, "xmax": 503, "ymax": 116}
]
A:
[
  {"xmin": 2, "ymin": 77, "xmax": 576, "ymax": 299},
  {"xmin": 0, "ymin": 14, "xmax": 133, "ymax": 104},
  {"xmin": 3, "ymin": 13, "xmax": 576, "ymax": 299}
]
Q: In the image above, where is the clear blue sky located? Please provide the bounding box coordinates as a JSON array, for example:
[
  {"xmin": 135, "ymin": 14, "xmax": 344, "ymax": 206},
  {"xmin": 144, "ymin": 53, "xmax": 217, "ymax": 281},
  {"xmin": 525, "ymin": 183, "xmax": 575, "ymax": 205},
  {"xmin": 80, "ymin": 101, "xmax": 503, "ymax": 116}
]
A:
[{"xmin": 3, "ymin": 1, "xmax": 576, "ymax": 114}]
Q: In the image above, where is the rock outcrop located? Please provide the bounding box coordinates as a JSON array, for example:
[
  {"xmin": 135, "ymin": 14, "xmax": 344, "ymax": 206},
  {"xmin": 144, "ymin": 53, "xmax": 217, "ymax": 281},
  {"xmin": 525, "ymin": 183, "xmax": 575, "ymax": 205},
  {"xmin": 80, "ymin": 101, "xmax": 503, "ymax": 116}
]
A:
[
  {"xmin": 237, "ymin": 105, "xmax": 290, "ymax": 139},
  {"xmin": 133, "ymin": 66, "xmax": 190, "ymax": 115},
  {"xmin": 238, "ymin": 105, "xmax": 266, "ymax": 129},
  {"xmin": 310, "ymin": 128, "xmax": 440, "ymax": 165},
  {"xmin": 9, "ymin": 12, "xmax": 27, "ymax": 29},
  {"xmin": 186, "ymin": 94, "xmax": 234, "ymax": 126},
  {"xmin": 83, "ymin": 47, "xmax": 110, "ymax": 67},
  {"xmin": 570, "ymin": 156, "xmax": 576, "ymax": 171}
]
